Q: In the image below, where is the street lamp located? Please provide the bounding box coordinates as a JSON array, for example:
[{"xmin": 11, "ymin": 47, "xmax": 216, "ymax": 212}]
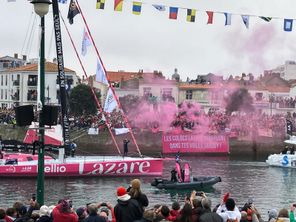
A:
[{"xmin": 31, "ymin": 0, "xmax": 52, "ymax": 206}]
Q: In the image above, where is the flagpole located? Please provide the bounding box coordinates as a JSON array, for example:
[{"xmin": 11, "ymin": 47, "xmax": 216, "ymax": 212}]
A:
[
  {"xmin": 60, "ymin": 13, "xmax": 121, "ymax": 155},
  {"xmin": 76, "ymin": 0, "xmax": 142, "ymax": 156}
]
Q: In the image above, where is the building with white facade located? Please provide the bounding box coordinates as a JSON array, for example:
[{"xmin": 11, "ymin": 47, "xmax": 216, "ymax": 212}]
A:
[
  {"xmin": 267, "ymin": 60, "xmax": 296, "ymax": 81},
  {"xmin": 0, "ymin": 61, "xmax": 79, "ymax": 108}
]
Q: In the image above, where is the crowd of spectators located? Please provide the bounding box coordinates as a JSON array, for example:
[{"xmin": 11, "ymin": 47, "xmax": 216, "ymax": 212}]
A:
[{"xmin": 0, "ymin": 178, "xmax": 295, "ymax": 222}]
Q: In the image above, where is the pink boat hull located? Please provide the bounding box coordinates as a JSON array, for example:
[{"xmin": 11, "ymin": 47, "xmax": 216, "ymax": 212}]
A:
[{"xmin": 0, "ymin": 157, "xmax": 163, "ymax": 177}]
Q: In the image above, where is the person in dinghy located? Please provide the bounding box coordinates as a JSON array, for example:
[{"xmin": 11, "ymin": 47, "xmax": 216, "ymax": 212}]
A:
[{"xmin": 171, "ymin": 151, "xmax": 192, "ymax": 183}]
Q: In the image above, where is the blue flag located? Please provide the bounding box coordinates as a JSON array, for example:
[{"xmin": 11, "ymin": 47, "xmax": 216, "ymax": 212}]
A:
[
  {"xmin": 224, "ymin": 13, "xmax": 231, "ymax": 26},
  {"xmin": 284, "ymin": 19, "xmax": 293, "ymax": 32}
]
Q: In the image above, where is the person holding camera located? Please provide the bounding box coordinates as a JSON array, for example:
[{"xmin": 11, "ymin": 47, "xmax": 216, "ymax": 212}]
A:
[
  {"xmin": 83, "ymin": 203, "xmax": 106, "ymax": 222},
  {"xmin": 98, "ymin": 202, "xmax": 116, "ymax": 222},
  {"xmin": 51, "ymin": 199, "xmax": 78, "ymax": 222}
]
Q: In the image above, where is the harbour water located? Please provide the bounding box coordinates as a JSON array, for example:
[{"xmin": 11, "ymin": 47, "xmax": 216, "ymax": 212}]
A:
[{"xmin": 0, "ymin": 155, "xmax": 296, "ymax": 220}]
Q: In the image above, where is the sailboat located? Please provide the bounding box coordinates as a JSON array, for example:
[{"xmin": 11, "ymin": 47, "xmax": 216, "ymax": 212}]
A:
[{"xmin": 0, "ymin": 0, "xmax": 163, "ymax": 177}]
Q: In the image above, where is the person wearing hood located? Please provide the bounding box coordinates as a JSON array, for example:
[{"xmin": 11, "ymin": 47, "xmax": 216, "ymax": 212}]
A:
[
  {"xmin": 276, "ymin": 208, "xmax": 290, "ymax": 222},
  {"xmin": 268, "ymin": 209, "xmax": 278, "ymax": 222},
  {"xmin": 37, "ymin": 205, "xmax": 50, "ymax": 222},
  {"xmin": 216, "ymin": 198, "xmax": 241, "ymax": 222},
  {"xmin": 114, "ymin": 186, "xmax": 142, "ymax": 222},
  {"xmin": 52, "ymin": 200, "xmax": 78, "ymax": 222}
]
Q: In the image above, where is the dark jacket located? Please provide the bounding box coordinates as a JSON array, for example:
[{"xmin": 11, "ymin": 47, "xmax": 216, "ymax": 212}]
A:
[
  {"xmin": 82, "ymin": 213, "xmax": 107, "ymax": 222},
  {"xmin": 199, "ymin": 212, "xmax": 223, "ymax": 222},
  {"xmin": 37, "ymin": 215, "xmax": 51, "ymax": 222},
  {"xmin": 114, "ymin": 198, "xmax": 143, "ymax": 222}
]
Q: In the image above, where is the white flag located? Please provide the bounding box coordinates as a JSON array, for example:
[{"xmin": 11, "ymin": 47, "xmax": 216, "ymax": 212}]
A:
[
  {"xmin": 95, "ymin": 60, "xmax": 108, "ymax": 85},
  {"xmin": 104, "ymin": 88, "xmax": 117, "ymax": 113},
  {"xmin": 81, "ymin": 28, "xmax": 91, "ymax": 56},
  {"xmin": 115, "ymin": 128, "xmax": 129, "ymax": 135}
]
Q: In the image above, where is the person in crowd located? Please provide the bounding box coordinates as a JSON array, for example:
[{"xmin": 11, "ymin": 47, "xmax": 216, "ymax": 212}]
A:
[
  {"xmin": 75, "ymin": 207, "xmax": 87, "ymax": 222},
  {"xmin": 168, "ymin": 201, "xmax": 180, "ymax": 221},
  {"xmin": 289, "ymin": 204, "xmax": 296, "ymax": 222},
  {"xmin": 174, "ymin": 203, "xmax": 193, "ymax": 222},
  {"xmin": 51, "ymin": 199, "xmax": 78, "ymax": 222},
  {"xmin": 128, "ymin": 179, "xmax": 149, "ymax": 214},
  {"xmin": 216, "ymin": 198, "xmax": 241, "ymax": 222},
  {"xmin": 170, "ymin": 168, "xmax": 177, "ymax": 182},
  {"xmin": 114, "ymin": 186, "xmax": 142, "ymax": 222},
  {"xmin": 191, "ymin": 197, "xmax": 203, "ymax": 222},
  {"xmin": 153, "ymin": 205, "xmax": 170, "ymax": 222},
  {"xmin": 83, "ymin": 203, "xmax": 106, "ymax": 222},
  {"xmin": 5, "ymin": 208, "xmax": 17, "ymax": 222},
  {"xmin": 36, "ymin": 205, "xmax": 50, "ymax": 222},
  {"xmin": 275, "ymin": 208, "xmax": 290, "ymax": 222},
  {"xmin": 268, "ymin": 209, "xmax": 278, "ymax": 222},
  {"xmin": 199, "ymin": 197, "xmax": 223, "ymax": 222},
  {"xmin": 123, "ymin": 139, "xmax": 130, "ymax": 156},
  {"xmin": 97, "ymin": 203, "xmax": 116, "ymax": 222},
  {"xmin": 14, "ymin": 206, "xmax": 30, "ymax": 222},
  {"xmin": 0, "ymin": 208, "xmax": 6, "ymax": 222}
]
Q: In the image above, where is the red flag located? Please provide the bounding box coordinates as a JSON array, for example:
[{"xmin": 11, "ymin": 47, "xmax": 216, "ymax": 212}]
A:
[{"xmin": 206, "ymin": 11, "xmax": 213, "ymax": 24}]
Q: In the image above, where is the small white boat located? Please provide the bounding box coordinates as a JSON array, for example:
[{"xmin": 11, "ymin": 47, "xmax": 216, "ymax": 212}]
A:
[{"xmin": 266, "ymin": 136, "xmax": 296, "ymax": 168}]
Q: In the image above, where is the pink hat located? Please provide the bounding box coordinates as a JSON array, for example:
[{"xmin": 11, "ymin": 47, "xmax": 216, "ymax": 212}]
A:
[{"xmin": 117, "ymin": 186, "xmax": 130, "ymax": 201}]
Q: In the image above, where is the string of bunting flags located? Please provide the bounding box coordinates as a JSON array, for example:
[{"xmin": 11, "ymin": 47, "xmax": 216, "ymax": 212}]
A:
[
  {"xmin": 94, "ymin": 0, "xmax": 295, "ymax": 32},
  {"xmin": 5, "ymin": 0, "xmax": 294, "ymax": 32}
]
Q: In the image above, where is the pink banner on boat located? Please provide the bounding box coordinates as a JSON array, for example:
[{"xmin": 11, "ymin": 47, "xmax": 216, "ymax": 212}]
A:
[
  {"xmin": 162, "ymin": 133, "xmax": 229, "ymax": 154},
  {"xmin": 0, "ymin": 158, "xmax": 163, "ymax": 177}
]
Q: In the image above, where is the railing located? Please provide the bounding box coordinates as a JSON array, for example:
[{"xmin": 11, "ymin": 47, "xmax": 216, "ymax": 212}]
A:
[{"xmin": 27, "ymin": 81, "xmax": 37, "ymax": 86}]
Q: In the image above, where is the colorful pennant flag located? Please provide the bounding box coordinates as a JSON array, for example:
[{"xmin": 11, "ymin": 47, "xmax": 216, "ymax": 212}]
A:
[
  {"xmin": 132, "ymin": 2, "xmax": 142, "ymax": 15},
  {"xmin": 152, "ymin": 4, "xmax": 166, "ymax": 11},
  {"xmin": 224, "ymin": 13, "xmax": 231, "ymax": 26},
  {"xmin": 104, "ymin": 88, "xmax": 118, "ymax": 113},
  {"xmin": 58, "ymin": 0, "xmax": 67, "ymax": 3},
  {"xmin": 96, "ymin": 60, "xmax": 108, "ymax": 85},
  {"xmin": 81, "ymin": 28, "xmax": 91, "ymax": 56},
  {"xmin": 206, "ymin": 11, "xmax": 214, "ymax": 24},
  {"xmin": 96, "ymin": 0, "xmax": 105, "ymax": 9},
  {"xmin": 67, "ymin": 0, "xmax": 80, "ymax": 25},
  {"xmin": 114, "ymin": 0, "xmax": 123, "ymax": 11},
  {"xmin": 241, "ymin": 15, "xmax": 249, "ymax": 29},
  {"xmin": 169, "ymin": 7, "xmax": 178, "ymax": 20},
  {"xmin": 260, "ymin": 17, "xmax": 272, "ymax": 22},
  {"xmin": 284, "ymin": 19, "xmax": 293, "ymax": 32},
  {"xmin": 187, "ymin": 9, "xmax": 196, "ymax": 23}
]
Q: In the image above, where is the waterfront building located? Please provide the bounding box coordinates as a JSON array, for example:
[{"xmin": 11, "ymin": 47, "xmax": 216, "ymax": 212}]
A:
[{"xmin": 0, "ymin": 59, "xmax": 79, "ymax": 108}]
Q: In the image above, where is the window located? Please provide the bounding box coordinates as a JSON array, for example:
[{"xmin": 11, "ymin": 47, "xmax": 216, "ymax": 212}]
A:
[
  {"xmin": 5, "ymin": 90, "xmax": 7, "ymax": 100},
  {"xmin": 161, "ymin": 88, "xmax": 172, "ymax": 97},
  {"xmin": 1, "ymin": 75, "xmax": 3, "ymax": 86},
  {"xmin": 5, "ymin": 75, "xmax": 7, "ymax": 86},
  {"xmin": 255, "ymin": 93, "xmax": 263, "ymax": 101},
  {"xmin": 186, "ymin": 90, "xmax": 193, "ymax": 100},
  {"xmin": 143, "ymin": 87, "xmax": 151, "ymax": 97},
  {"xmin": 0, "ymin": 89, "xmax": 2, "ymax": 99}
]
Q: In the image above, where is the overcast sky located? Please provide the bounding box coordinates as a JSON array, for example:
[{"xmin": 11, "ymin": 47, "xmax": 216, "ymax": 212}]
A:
[{"xmin": 2, "ymin": 0, "xmax": 296, "ymax": 81}]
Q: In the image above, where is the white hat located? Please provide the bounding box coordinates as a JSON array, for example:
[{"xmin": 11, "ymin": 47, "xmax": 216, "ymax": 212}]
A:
[{"xmin": 39, "ymin": 205, "xmax": 49, "ymax": 217}]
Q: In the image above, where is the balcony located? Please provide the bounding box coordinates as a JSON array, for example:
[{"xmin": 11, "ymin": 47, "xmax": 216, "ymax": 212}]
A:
[{"xmin": 13, "ymin": 80, "xmax": 20, "ymax": 86}]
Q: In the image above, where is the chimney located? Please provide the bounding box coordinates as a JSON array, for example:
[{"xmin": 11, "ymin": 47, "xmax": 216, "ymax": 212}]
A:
[
  {"xmin": 22, "ymin": 55, "xmax": 27, "ymax": 61},
  {"xmin": 14, "ymin": 53, "xmax": 18, "ymax": 59}
]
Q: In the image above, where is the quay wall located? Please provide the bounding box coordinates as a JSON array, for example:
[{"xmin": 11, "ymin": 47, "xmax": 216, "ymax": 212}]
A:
[{"xmin": 0, "ymin": 125, "xmax": 283, "ymax": 159}]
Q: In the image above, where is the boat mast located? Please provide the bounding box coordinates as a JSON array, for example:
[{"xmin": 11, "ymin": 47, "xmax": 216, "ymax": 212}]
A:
[
  {"xmin": 59, "ymin": 14, "xmax": 121, "ymax": 155},
  {"xmin": 76, "ymin": 0, "xmax": 142, "ymax": 156}
]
